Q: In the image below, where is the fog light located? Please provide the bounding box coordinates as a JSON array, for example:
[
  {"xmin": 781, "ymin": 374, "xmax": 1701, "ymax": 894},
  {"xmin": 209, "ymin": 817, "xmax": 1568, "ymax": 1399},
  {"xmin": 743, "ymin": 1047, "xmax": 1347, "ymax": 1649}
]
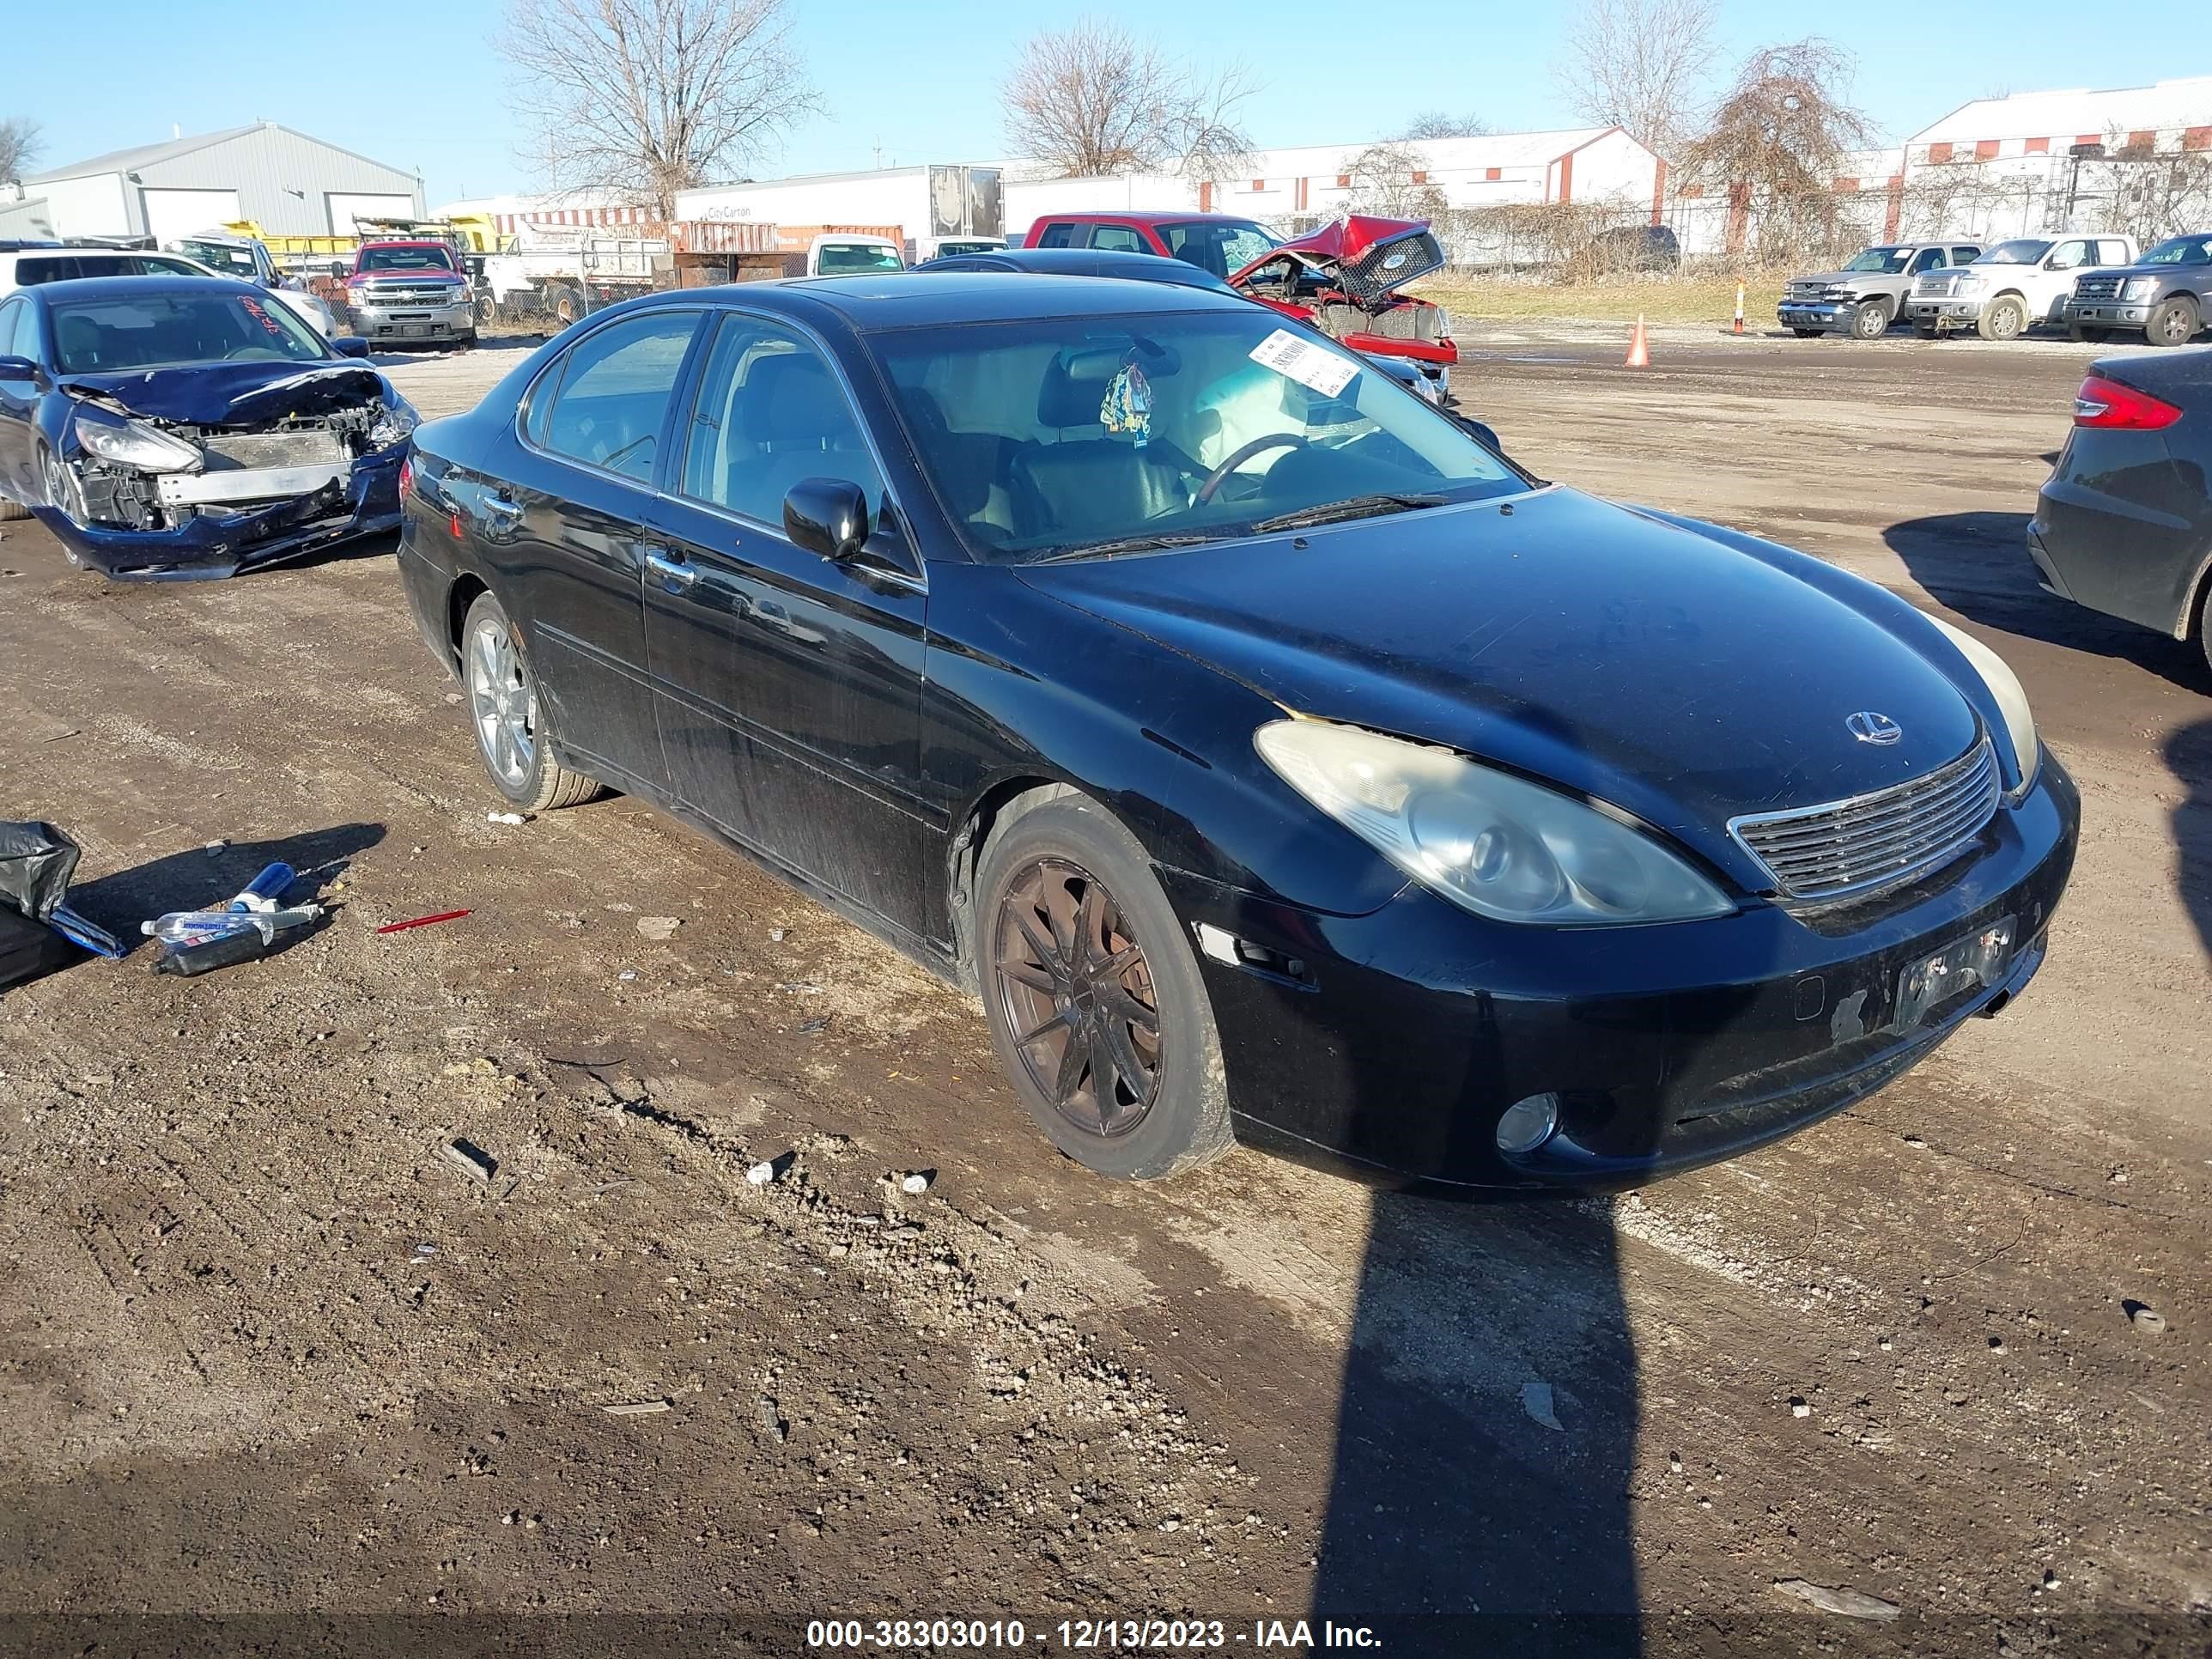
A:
[{"xmin": 1495, "ymin": 1091, "xmax": 1560, "ymax": 1155}]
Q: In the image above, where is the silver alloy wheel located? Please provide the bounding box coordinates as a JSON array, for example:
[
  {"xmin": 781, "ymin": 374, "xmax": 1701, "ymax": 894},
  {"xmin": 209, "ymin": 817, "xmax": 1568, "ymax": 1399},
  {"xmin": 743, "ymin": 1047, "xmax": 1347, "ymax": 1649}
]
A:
[{"xmin": 466, "ymin": 614, "xmax": 536, "ymax": 789}]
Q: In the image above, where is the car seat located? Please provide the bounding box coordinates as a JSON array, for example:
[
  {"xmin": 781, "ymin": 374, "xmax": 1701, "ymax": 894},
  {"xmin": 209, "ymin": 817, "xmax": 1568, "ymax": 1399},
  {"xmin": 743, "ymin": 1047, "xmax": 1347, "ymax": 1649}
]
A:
[
  {"xmin": 1011, "ymin": 349, "xmax": 1188, "ymax": 537},
  {"xmin": 731, "ymin": 350, "xmax": 872, "ymax": 521}
]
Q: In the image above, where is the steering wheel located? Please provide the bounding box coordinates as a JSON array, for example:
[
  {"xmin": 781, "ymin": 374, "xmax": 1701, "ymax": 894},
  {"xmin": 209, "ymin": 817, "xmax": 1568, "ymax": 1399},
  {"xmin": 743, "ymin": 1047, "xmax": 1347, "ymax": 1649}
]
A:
[{"xmin": 1197, "ymin": 434, "xmax": 1309, "ymax": 503}]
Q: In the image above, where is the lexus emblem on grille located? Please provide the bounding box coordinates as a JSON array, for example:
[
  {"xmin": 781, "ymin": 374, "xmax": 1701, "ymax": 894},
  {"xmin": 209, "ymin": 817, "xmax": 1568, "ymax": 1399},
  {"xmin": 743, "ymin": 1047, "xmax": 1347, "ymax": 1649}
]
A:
[{"xmin": 1846, "ymin": 710, "xmax": 1903, "ymax": 745}]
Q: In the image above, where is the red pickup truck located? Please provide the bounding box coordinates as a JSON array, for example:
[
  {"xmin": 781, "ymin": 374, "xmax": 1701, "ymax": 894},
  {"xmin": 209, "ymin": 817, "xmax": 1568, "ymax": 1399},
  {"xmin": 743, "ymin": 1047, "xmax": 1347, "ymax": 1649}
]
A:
[
  {"xmin": 1014, "ymin": 210, "xmax": 1458, "ymax": 395},
  {"xmin": 343, "ymin": 240, "xmax": 476, "ymax": 349}
]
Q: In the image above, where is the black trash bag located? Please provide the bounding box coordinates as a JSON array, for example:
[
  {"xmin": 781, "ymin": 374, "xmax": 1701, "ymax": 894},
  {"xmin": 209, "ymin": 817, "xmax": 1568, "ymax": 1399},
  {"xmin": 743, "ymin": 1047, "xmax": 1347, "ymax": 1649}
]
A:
[{"xmin": 0, "ymin": 822, "xmax": 82, "ymax": 925}]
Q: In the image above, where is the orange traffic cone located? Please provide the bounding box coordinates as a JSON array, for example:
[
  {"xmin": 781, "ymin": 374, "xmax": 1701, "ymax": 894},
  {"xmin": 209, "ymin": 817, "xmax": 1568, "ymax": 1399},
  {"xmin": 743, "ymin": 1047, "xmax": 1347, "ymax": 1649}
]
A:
[{"xmin": 1624, "ymin": 313, "xmax": 1651, "ymax": 368}]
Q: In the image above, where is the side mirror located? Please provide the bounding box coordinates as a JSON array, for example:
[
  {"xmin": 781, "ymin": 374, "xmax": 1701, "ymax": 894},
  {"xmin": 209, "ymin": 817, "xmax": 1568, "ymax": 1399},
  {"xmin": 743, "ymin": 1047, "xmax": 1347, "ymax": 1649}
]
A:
[
  {"xmin": 1450, "ymin": 411, "xmax": 1501, "ymax": 452},
  {"xmin": 330, "ymin": 337, "xmax": 371, "ymax": 359},
  {"xmin": 0, "ymin": 354, "xmax": 40, "ymax": 385},
  {"xmin": 783, "ymin": 477, "xmax": 870, "ymax": 561}
]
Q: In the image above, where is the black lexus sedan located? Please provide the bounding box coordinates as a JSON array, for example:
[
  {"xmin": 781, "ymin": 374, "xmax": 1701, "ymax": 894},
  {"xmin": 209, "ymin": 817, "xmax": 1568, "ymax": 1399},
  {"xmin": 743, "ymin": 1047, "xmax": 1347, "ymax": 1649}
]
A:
[
  {"xmin": 394, "ymin": 275, "xmax": 2078, "ymax": 1192},
  {"xmin": 2029, "ymin": 348, "xmax": 2212, "ymax": 678}
]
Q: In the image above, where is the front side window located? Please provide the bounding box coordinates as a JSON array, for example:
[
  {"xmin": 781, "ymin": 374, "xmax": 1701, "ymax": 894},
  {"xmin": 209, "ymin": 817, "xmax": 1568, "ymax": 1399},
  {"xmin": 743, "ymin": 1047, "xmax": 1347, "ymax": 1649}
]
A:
[
  {"xmin": 46, "ymin": 291, "xmax": 327, "ymax": 373},
  {"xmin": 1844, "ymin": 247, "xmax": 1911, "ymax": 273},
  {"xmin": 358, "ymin": 245, "xmax": 457, "ymax": 273},
  {"xmin": 1160, "ymin": 219, "xmax": 1279, "ymax": 278},
  {"xmin": 538, "ymin": 310, "xmax": 700, "ymax": 483},
  {"xmin": 869, "ymin": 306, "xmax": 1524, "ymax": 564},
  {"xmin": 177, "ymin": 240, "xmax": 259, "ymax": 278},
  {"xmin": 1978, "ymin": 240, "xmax": 2051, "ymax": 265},
  {"xmin": 2045, "ymin": 240, "xmax": 2090, "ymax": 270},
  {"xmin": 678, "ymin": 313, "xmax": 883, "ymax": 528},
  {"xmin": 1910, "ymin": 247, "xmax": 1944, "ymax": 272}
]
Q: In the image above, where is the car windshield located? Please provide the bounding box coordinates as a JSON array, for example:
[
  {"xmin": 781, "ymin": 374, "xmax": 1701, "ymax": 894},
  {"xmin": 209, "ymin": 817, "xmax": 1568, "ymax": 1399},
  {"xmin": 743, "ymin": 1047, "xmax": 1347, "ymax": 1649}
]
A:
[
  {"xmin": 1976, "ymin": 240, "xmax": 2051, "ymax": 265},
  {"xmin": 359, "ymin": 245, "xmax": 455, "ymax": 273},
  {"xmin": 178, "ymin": 240, "xmax": 259, "ymax": 276},
  {"xmin": 47, "ymin": 291, "xmax": 329, "ymax": 373},
  {"xmin": 1159, "ymin": 220, "xmax": 1281, "ymax": 278},
  {"xmin": 867, "ymin": 307, "xmax": 1526, "ymax": 564},
  {"xmin": 2142, "ymin": 234, "xmax": 2212, "ymax": 266},
  {"xmin": 1843, "ymin": 247, "xmax": 1911, "ymax": 272},
  {"xmin": 817, "ymin": 243, "xmax": 904, "ymax": 274}
]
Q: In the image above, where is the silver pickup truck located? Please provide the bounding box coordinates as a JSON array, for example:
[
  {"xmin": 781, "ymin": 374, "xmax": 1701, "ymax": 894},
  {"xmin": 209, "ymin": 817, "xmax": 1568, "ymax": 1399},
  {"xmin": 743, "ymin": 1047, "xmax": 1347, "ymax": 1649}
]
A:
[{"xmin": 1778, "ymin": 242, "xmax": 1982, "ymax": 339}]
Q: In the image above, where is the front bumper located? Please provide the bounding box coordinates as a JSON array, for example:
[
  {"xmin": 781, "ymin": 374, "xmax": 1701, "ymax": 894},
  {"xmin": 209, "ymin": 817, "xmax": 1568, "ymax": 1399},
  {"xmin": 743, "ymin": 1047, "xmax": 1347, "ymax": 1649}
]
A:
[
  {"xmin": 2063, "ymin": 300, "xmax": 2153, "ymax": 327},
  {"xmin": 35, "ymin": 443, "xmax": 405, "ymax": 580},
  {"xmin": 1907, "ymin": 297, "xmax": 1986, "ymax": 327},
  {"xmin": 1164, "ymin": 755, "xmax": 2079, "ymax": 1193},
  {"xmin": 1777, "ymin": 300, "xmax": 1850, "ymax": 329},
  {"xmin": 349, "ymin": 298, "xmax": 475, "ymax": 342}
]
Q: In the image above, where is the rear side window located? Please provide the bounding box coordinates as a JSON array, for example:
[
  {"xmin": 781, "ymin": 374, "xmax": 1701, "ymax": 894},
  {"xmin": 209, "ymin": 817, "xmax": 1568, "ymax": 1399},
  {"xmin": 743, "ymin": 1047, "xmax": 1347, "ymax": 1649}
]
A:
[
  {"xmin": 0, "ymin": 298, "xmax": 29, "ymax": 360},
  {"xmin": 13, "ymin": 257, "xmax": 79, "ymax": 285},
  {"xmin": 2095, "ymin": 240, "xmax": 2131, "ymax": 266},
  {"xmin": 538, "ymin": 310, "xmax": 700, "ymax": 484},
  {"xmin": 1032, "ymin": 222, "xmax": 1075, "ymax": 249},
  {"xmin": 1949, "ymin": 246, "xmax": 1980, "ymax": 264},
  {"xmin": 1089, "ymin": 225, "xmax": 1146, "ymax": 253}
]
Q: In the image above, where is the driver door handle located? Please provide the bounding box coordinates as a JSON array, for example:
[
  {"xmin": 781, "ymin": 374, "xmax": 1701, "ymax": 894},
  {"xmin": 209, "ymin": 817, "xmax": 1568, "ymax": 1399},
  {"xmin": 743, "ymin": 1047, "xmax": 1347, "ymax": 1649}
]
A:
[{"xmin": 645, "ymin": 548, "xmax": 697, "ymax": 590}]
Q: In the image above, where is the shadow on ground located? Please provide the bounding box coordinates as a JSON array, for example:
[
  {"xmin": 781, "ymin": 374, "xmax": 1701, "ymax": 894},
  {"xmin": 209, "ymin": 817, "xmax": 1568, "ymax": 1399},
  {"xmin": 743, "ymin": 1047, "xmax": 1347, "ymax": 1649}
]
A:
[
  {"xmin": 1884, "ymin": 510, "xmax": 2207, "ymax": 685},
  {"xmin": 2168, "ymin": 720, "xmax": 2212, "ymax": 970}
]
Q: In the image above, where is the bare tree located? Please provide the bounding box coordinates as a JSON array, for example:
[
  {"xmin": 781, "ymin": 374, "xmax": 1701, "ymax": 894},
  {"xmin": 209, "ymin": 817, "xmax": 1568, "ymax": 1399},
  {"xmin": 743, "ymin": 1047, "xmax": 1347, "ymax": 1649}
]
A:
[
  {"xmin": 497, "ymin": 0, "xmax": 815, "ymax": 221},
  {"xmin": 1002, "ymin": 17, "xmax": 1259, "ymax": 179},
  {"xmin": 1338, "ymin": 142, "xmax": 1449, "ymax": 221},
  {"xmin": 2100, "ymin": 119, "xmax": 2212, "ymax": 240},
  {"xmin": 1401, "ymin": 111, "xmax": 1491, "ymax": 140},
  {"xmin": 1555, "ymin": 0, "xmax": 1719, "ymax": 157},
  {"xmin": 0, "ymin": 117, "xmax": 42, "ymax": 186},
  {"xmin": 1679, "ymin": 38, "xmax": 1874, "ymax": 262}
]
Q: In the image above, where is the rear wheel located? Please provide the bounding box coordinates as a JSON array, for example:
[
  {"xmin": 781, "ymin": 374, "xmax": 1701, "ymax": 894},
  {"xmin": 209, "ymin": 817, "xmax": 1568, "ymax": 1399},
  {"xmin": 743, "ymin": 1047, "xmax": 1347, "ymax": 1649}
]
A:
[
  {"xmin": 2146, "ymin": 295, "xmax": 2201, "ymax": 348},
  {"xmin": 976, "ymin": 789, "xmax": 1231, "ymax": 1181},
  {"xmin": 1977, "ymin": 295, "xmax": 2027, "ymax": 341},
  {"xmin": 1850, "ymin": 299, "xmax": 1890, "ymax": 340},
  {"xmin": 459, "ymin": 592, "xmax": 601, "ymax": 811}
]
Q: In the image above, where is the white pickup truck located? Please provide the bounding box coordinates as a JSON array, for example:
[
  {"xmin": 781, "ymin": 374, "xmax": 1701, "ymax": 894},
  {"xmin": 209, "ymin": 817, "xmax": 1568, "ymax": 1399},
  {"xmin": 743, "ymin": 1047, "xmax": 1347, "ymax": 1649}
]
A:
[{"xmin": 1905, "ymin": 234, "xmax": 2137, "ymax": 341}]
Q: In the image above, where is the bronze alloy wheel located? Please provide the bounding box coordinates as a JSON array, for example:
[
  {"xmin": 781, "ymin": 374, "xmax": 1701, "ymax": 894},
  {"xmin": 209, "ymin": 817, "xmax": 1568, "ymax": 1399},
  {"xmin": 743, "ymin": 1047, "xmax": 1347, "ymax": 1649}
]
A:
[{"xmin": 991, "ymin": 856, "xmax": 1163, "ymax": 1138}]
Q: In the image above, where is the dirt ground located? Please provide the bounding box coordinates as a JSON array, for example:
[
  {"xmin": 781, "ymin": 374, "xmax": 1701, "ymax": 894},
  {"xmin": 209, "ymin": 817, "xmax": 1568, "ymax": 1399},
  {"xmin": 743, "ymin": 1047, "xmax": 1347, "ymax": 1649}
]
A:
[{"xmin": 1, "ymin": 328, "xmax": 2207, "ymax": 1659}]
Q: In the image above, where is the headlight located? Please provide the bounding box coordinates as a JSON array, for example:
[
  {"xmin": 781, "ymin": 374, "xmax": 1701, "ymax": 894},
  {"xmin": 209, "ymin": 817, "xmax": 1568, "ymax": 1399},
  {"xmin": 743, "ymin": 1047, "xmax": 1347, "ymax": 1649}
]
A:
[
  {"xmin": 2121, "ymin": 276, "xmax": 2157, "ymax": 301},
  {"xmin": 70, "ymin": 410, "xmax": 203, "ymax": 473},
  {"xmin": 1925, "ymin": 616, "xmax": 2039, "ymax": 798},
  {"xmin": 368, "ymin": 389, "xmax": 421, "ymax": 448},
  {"xmin": 1254, "ymin": 719, "xmax": 1734, "ymax": 927}
]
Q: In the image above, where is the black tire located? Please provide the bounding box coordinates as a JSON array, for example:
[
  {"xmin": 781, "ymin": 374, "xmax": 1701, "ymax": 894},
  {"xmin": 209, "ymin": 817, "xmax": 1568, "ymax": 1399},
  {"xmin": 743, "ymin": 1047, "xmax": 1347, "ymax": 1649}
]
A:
[
  {"xmin": 550, "ymin": 287, "xmax": 582, "ymax": 328},
  {"xmin": 2145, "ymin": 295, "xmax": 2201, "ymax": 348},
  {"xmin": 0, "ymin": 492, "xmax": 28, "ymax": 522},
  {"xmin": 975, "ymin": 787, "xmax": 1232, "ymax": 1181},
  {"xmin": 1850, "ymin": 299, "xmax": 1890, "ymax": 340},
  {"xmin": 458, "ymin": 592, "xmax": 601, "ymax": 811},
  {"xmin": 1977, "ymin": 295, "xmax": 2027, "ymax": 342},
  {"xmin": 1790, "ymin": 327, "xmax": 1821, "ymax": 338}
]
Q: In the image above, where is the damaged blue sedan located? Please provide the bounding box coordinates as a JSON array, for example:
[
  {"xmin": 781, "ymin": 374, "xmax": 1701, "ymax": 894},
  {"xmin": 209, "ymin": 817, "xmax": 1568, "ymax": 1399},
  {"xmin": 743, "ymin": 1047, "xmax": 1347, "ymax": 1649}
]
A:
[{"xmin": 0, "ymin": 275, "xmax": 416, "ymax": 579}]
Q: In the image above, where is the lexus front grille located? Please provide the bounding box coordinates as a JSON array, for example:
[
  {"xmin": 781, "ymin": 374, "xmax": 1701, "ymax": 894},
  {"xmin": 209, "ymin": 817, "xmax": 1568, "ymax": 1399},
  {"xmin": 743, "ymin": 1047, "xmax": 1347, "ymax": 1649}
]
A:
[{"xmin": 1730, "ymin": 738, "xmax": 2000, "ymax": 905}]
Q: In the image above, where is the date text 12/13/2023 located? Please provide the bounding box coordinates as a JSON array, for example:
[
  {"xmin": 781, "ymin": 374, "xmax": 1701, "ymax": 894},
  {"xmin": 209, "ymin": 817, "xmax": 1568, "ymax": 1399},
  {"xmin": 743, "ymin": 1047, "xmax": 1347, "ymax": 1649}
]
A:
[{"xmin": 804, "ymin": 1619, "xmax": 1382, "ymax": 1650}]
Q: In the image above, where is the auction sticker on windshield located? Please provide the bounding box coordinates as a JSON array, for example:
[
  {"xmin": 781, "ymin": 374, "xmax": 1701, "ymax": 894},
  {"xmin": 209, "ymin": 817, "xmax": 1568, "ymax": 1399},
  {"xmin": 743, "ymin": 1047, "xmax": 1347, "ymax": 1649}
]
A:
[{"xmin": 1249, "ymin": 329, "xmax": 1358, "ymax": 397}]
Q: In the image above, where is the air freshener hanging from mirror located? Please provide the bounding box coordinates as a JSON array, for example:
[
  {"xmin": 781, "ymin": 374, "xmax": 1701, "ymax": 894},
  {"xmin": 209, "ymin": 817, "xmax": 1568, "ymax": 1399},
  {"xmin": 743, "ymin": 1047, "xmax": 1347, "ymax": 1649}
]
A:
[{"xmin": 1100, "ymin": 361, "xmax": 1152, "ymax": 448}]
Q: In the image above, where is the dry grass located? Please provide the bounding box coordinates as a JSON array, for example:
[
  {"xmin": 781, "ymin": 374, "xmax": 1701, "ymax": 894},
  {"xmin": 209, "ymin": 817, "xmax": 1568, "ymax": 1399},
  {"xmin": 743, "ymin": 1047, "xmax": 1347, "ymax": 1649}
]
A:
[{"xmin": 1416, "ymin": 274, "xmax": 1788, "ymax": 325}]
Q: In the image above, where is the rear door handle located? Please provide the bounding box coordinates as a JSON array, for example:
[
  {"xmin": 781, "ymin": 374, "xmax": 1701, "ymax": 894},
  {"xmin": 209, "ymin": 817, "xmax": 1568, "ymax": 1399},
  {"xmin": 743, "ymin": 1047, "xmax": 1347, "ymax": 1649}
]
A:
[{"xmin": 645, "ymin": 548, "xmax": 697, "ymax": 590}]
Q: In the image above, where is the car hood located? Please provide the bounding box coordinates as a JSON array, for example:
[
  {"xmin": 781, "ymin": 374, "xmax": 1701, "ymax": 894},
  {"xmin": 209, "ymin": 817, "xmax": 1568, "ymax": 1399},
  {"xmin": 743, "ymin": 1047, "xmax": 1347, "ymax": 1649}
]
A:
[
  {"xmin": 2086, "ymin": 262, "xmax": 2192, "ymax": 281},
  {"xmin": 58, "ymin": 362, "xmax": 391, "ymax": 426},
  {"xmin": 1017, "ymin": 488, "xmax": 1984, "ymax": 866},
  {"xmin": 1792, "ymin": 269, "xmax": 1880, "ymax": 287}
]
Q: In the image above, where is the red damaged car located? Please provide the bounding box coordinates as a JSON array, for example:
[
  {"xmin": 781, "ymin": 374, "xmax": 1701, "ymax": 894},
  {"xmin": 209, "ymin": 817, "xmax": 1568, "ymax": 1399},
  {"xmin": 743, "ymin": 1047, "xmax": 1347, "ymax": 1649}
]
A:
[{"xmin": 1015, "ymin": 210, "xmax": 1458, "ymax": 398}]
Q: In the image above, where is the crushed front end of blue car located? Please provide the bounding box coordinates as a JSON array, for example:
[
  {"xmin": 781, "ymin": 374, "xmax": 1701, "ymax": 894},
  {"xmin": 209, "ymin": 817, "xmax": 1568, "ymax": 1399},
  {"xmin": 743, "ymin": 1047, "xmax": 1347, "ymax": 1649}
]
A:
[{"xmin": 35, "ymin": 362, "xmax": 416, "ymax": 580}]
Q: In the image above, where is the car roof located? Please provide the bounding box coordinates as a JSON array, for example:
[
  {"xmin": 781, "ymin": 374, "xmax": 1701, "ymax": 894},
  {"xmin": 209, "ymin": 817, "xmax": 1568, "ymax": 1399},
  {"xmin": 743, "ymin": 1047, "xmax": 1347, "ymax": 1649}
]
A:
[
  {"xmin": 25, "ymin": 272, "xmax": 266, "ymax": 303},
  {"xmin": 1029, "ymin": 210, "xmax": 1261, "ymax": 227},
  {"xmin": 361, "ymin": 239, "xmax": 449, "ymax": 249},
  {"xmin": 753, "ymin": 270, "xmax": 1249, "ymax": 329},
  {"xmin": 919, "ymin": 246, "xmax": 1229, "ymax": 285}
]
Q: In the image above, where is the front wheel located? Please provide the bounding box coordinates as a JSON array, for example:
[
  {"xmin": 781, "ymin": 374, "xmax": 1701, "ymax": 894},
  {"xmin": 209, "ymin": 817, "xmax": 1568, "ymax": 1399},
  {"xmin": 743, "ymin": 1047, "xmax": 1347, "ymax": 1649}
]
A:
[
  {"xmin": 459, "ymin": 592, "xmax": 601, "ymax": 811},
  {"xmin": 1850, "ymin": 299, "xmax": 1890, "ymax": 340},
  {"xmin": 1977, "ymin": 295, "xmax": 2027, "ymax": 341},
  {"xmin": 2145, "ymin": 295, "xmax": 2201, "ymax": 348},
  {"xmin": 976, "ymin": 789, "xmax": 1232, "ymax": 1181}
]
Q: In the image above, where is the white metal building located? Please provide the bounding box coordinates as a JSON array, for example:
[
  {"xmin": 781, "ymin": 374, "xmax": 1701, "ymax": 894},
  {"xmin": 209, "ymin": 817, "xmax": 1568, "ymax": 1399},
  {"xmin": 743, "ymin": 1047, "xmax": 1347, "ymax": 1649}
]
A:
[
  {"xmin": 19, "ymin": 122, "xmax": 424, "ymax": 244},
  {"xmin": 1192, "ymin": 128, "xmax": 1666, "ymax": 223}
]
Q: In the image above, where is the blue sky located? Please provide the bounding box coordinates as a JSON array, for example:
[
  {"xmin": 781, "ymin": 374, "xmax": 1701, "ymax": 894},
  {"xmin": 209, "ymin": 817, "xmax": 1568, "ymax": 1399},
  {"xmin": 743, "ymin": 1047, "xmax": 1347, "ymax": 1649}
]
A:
[{"xmin": 10, "ymin": 0, "xmax": 2196, "ymax": 205}]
